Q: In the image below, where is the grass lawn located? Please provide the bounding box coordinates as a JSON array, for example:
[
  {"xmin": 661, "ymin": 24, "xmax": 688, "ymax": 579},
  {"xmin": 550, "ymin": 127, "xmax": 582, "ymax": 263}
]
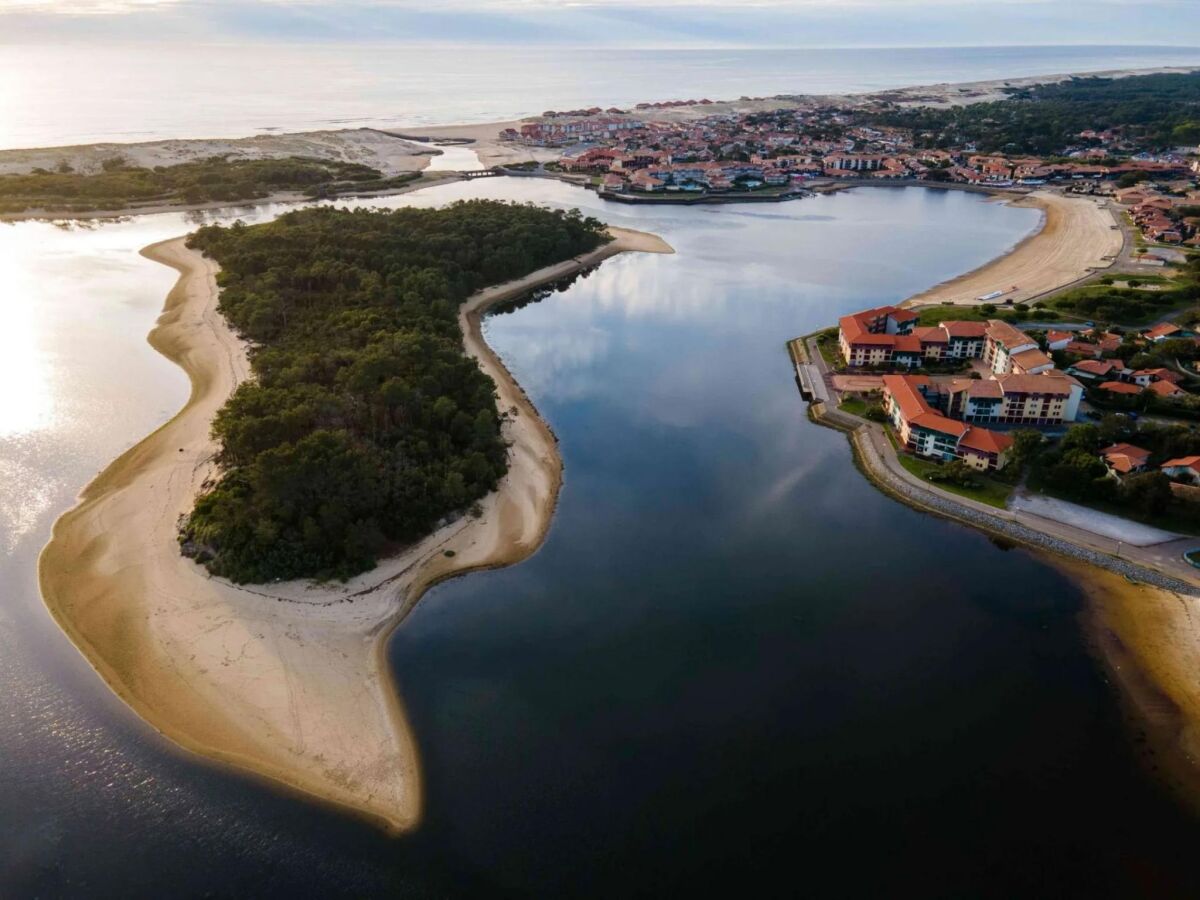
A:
[
  {"xmin": 913, "ymin": 304, "xmax": 1051, "ymax": 326},
  {"xmin": 815, "ymin": 337, "xmax": 842, "ymax": 369},
  {"xmin": 895, "ymin": 452, "xmax": 1015, "ymax": 509},
  {"xmin": 838, "ymin": 396, "xmax": 868, "ymax": 417}
]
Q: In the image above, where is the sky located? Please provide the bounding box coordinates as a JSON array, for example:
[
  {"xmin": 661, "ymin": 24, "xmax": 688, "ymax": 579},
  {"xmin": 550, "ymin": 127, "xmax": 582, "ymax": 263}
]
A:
[{"xmin": 1, "ymin": 0, "xmax": 1199, "ymax": 47}]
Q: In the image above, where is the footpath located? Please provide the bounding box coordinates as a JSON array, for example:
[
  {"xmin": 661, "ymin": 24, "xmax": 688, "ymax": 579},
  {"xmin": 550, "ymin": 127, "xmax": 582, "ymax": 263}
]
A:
[{"xmin": 794, "ymin": 335, "xmax": 1200, "ymax": 595}]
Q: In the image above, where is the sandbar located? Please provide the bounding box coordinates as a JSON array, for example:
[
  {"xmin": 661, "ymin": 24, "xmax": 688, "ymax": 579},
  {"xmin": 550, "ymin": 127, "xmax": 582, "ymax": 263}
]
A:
[{"xmin": 39, "ymin": 225, "xmax": 672, "ymax": 832}]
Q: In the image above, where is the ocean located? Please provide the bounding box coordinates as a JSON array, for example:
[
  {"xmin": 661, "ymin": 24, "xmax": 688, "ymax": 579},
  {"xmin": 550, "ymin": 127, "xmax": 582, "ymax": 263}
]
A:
[{"xmin": 2, "ymin": 43, "xmax": 1200, "ymax": 150}]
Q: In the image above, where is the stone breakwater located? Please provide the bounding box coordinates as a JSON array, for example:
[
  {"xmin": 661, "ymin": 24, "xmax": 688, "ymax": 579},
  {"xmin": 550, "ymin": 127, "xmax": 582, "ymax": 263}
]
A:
[{"xmin": 810, "ymin": 402, "xmax": 1200, "ymax": 598}]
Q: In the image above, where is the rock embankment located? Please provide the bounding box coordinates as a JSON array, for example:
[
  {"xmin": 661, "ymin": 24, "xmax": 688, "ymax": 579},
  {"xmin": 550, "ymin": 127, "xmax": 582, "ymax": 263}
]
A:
[{"xmin": 811, "ymin": 402, "xmax": 1200, "ymax": 597}]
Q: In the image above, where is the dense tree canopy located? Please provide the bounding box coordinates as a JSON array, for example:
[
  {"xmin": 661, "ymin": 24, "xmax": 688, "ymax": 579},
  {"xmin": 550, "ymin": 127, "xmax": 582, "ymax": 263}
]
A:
[
  {"xmin": 867, "ymin": 72, "xmax": 1200, "ymax": 154},
  {"xmin": 182, "ymin": 201, "xmax": 609, "ymax": 582}
]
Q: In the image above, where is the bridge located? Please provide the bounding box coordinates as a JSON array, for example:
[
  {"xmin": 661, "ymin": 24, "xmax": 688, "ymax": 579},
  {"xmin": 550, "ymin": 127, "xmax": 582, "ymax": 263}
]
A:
[{"xmin": 460, "ymin": 169, "xmax": 502, "ymax": 180}]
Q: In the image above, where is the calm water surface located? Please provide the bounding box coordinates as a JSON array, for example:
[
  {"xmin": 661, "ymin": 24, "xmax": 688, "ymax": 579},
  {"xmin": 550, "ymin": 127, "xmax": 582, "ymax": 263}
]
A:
[
  {"xmin": 3, "ymin": 44, "xmax": 1200, "ymax": 149},
  {"xmin": 2, "ymin": 180, "xmax": 1199, "ymax": 896}
]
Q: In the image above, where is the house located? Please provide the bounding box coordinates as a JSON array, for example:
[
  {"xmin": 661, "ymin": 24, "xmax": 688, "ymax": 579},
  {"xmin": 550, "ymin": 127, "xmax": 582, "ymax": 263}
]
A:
[
  {"xmin": 1063, "ymin": 340, "xmax": 1103, "ymax": 359},
  {"xmin": 882, "ymin": 375, "xmax": 1013, "ymax": 470},
  {"xmin": 1100, "ymin": 443, "xmax": 1152, "ymax": 477},
  {"xmin": 1067, "ymin": 359, "xmax": 1125, "ymax": 381},
  {"xmin": 600, "ymin": 173, "xmax": 626, "ymax": 193},
  {"xmin": 1161, "ymin": 456, "xmax": 1200, "ymax": 484},
  {"xmin": 1144, "ymin": 323, "xmax": 1184, "ymax": 343},
  {"xmin": 1147, "ymin": 379, "xmax": 1187, "ymax": 398},
  {"xmin": 1131, "ymin": 367, "xmax": 1183, "ymax": 387},
  {"xmin": 1098, "ymin": 380, "xmax": 1143, "ymax": 396},
  {"xmin": 1045, "ymin": 330, "xmax": 1073, "ymax": 351}
]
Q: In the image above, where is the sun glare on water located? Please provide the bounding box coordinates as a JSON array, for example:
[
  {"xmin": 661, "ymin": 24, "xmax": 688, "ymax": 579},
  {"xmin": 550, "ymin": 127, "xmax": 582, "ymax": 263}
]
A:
[{"xmin": 0, "ymin": 233, "xmax": 56, "ymax": 438}]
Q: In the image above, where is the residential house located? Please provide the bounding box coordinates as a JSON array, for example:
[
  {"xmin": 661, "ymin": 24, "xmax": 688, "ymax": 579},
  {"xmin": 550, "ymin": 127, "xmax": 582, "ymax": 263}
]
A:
[
  {"xmin": 1161, "ymin": 456, "xmax": 1200, "ymax": 484},
  {"xmin": 1045, "ymin": 330, "xmax": 1074, "ymax": 351},
  {"xmin": 1144, "ymin": 323, "xmax": 1187, "ymax": 343},
  {"xmin": 1100, "ymin": 443, "xmax": 1152, "ymax": 478}
]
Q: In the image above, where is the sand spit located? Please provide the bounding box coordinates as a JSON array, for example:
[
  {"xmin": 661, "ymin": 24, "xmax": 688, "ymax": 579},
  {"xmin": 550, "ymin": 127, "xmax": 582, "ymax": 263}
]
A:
[
  {"xmin": 39, "ymin": 226, "xmax": 673, "ymax": 832},
  {"xmin": 1055, "ymin": 561, "xmax": 1200, "ymax": 810},
  {"xmin": 900, "ymin": 190, "xmax": 1123, "ymax": 309}
]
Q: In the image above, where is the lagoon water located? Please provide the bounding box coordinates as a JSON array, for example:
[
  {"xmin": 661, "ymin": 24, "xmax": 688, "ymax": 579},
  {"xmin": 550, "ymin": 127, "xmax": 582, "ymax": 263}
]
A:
[
  {"xmin": 4, "ymin": 44, "xmax": 1200, "ymax": 150},
  {"xmin": 3, "ymin": 180, "xmax": 1200, "ymax": 896}
]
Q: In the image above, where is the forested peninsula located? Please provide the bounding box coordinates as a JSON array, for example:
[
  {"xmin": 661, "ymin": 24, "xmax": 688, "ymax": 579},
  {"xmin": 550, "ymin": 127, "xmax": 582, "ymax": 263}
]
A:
[{"xmin": 182, "ymin": 200, "xmax": 610, "ymax": 583}]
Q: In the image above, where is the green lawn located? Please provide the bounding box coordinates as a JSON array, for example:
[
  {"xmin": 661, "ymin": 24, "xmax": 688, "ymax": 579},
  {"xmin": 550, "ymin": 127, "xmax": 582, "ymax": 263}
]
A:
[
  {"xmin": 838, "ymin": 396, "xmax": 868, "ymax": 417},
  {"xmin": 895, "ymin": 453, "xmax": 1015, "ymax": 509},
  {"xmin": 913, "ymin": 304, "xmax": 1046, "ymax": 326},
  {"xmin": 815, "ymin": 336, "xmax": 843, "ymax": 369}
]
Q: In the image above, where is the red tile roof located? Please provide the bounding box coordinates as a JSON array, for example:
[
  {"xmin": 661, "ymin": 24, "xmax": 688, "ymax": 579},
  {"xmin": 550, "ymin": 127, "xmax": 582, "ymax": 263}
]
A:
[
  {"xmin": 985, "ymin": 320, "xmax": 1034, "ymax": 350},
  {"xmin": 1162, "ymin": 455, "xmax": 1200, "ymax": 471},
  {"xmin": 1071, "ymin": 359, "xmax": 1117, "ymax": 376},
  {"xmin": 1145, "ymin": 323, "xmax": 1182, "ymax": 340},
  {"xmin": 1098, "ymin": 381, "xmax": 1143, "ymax": 395},
  {"xmin": 1147, "ymin": 379, "xmax": 1185, "ymax": 397},
  {"xmin": 941, "ymin": 321, "xmax": 988, "ymax": 339},
  {"xmin": 1102, "ymin": 441, "xmax": 1155, "ymax": 474},
  {"xmin": 1011, "ymin": 348, "xmax": 1053, "ymax": 371},
  {"xmin": 959, "ymin": 428, "xmax": 1013, "ymax": 455}
]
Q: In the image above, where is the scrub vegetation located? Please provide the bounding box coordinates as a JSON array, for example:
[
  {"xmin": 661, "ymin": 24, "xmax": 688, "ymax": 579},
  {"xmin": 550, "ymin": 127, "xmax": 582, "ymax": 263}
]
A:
[{"xmin": 0, "ymin": 155, "xmax": 421, "ymax": 214}]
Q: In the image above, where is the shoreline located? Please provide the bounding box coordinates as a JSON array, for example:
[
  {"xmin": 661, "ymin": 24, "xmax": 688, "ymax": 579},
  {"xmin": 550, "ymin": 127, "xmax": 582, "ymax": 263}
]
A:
[
  {"xmin": 38, "ymin": 224, "xmax": 673, "ymax": 832},
  {"xmin": 804, "ymin": 377, "xmax": 1200, "ymax": 808},
  {"xmin": 898, "ymin": 188, "xmax": 1123, "ymax": 309},
  {"xmin": 1061, "ymin": 561, "xmax": 1200, "ymax": 815}
]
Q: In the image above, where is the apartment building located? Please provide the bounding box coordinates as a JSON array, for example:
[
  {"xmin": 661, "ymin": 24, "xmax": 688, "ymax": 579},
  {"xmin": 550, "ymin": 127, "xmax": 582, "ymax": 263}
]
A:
[{"xmin": 882, "ymin": 375, "xmax": 1014, "ymax": 471}]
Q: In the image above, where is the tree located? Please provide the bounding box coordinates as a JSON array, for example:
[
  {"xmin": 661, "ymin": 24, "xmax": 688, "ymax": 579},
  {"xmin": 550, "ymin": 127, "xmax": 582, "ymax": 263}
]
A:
[
  {"xmin": 180, "ymin": 202, "xmax": 611, "ymax": 583},
  {"xmin": 1098, "ymin": 413, "xmax": 1136, "ymax": 446},
  {"xmin": 1010, "ymin": 429, "xmax": 1045, "ymax": 467},
  {"xmin": 1119, "ymin": 471, "xmax": 1173, "ymax": 516},
  {"xmin": 1060, "ymin": 424, "xmax": 1101, "ymax": 454}
]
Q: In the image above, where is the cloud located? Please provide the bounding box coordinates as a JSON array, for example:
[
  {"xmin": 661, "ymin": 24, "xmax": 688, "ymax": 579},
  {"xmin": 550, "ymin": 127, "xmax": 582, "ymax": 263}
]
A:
[
  {"xmin": 0, "ymin": 0, "xmax": 180, "ymax": 12},
  {"xmin": 1, "ymin": 0, "xmax": 1197, "ymax": 48}
]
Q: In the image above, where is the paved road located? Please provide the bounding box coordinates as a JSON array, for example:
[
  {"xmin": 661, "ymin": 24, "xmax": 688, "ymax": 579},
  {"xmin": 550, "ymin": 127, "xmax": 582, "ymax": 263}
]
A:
[{"xmin": 1010, "ymin": 493, "xmax": 1180, "ymax": 546}]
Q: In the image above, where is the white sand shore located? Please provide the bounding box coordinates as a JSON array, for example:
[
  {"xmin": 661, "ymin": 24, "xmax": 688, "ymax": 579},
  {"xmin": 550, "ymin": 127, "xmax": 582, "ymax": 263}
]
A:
[
  {"xmin": 39, "ymin": 225, "xmax": 673, "ymax": 832},
  {"xmin": 900, "ymin": 190, "xmax": 1123, "ymax": 309}
]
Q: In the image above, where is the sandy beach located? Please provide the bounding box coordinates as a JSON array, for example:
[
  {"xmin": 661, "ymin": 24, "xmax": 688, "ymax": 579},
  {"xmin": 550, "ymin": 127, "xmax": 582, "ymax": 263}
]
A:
[
  {"xmin": 39, "ymin": 225, "xmax": 672, "ymax": 832},
  {"xmin": 1056, "ymin": 561, "xmax": 1200, "ymax": 809},
  {"xmin": 900, "ymin": 190, "xmax": 1123, "ymax": 309}
]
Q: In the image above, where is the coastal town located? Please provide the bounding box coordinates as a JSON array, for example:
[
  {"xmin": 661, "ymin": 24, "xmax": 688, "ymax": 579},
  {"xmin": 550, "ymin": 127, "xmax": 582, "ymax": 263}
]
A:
[
  {"xmin": 788, "ymin": 233, "xmax": 1200, "ymax": 590},
  {"xmin": 496, "ymin": 88, "xmax": 1200, "ymax": 251}
]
